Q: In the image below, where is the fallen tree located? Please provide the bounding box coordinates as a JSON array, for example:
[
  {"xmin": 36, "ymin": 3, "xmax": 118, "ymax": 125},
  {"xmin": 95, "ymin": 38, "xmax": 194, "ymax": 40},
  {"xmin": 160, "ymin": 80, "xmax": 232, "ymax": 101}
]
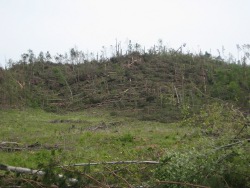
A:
[{"xmin": 0, "ymin": 164, "xmax": 78, "ymax": 183}]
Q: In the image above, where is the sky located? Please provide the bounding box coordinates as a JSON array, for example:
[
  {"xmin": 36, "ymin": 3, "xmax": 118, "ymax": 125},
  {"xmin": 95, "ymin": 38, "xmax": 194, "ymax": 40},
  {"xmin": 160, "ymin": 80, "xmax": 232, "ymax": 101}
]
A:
[{"xmin": 0, "ymin": 0, "xmax": 250, "ymax": 67}]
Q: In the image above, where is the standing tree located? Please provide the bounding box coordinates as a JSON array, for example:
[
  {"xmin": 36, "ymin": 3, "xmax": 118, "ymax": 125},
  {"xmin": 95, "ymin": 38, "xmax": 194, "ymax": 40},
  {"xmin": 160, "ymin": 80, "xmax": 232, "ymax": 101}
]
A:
[
  {"xmin": 38, "ymin": 51, "xmax": 45, "ymax": 72},
  {"xmin": 45, "ymin": 51, "xmax": 52, "ymax": 62}
]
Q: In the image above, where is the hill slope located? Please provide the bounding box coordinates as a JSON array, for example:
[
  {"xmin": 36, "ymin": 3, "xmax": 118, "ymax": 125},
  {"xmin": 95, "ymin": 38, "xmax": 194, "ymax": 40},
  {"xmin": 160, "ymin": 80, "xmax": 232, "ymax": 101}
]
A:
[
  {"xmin": 0, "ymin": 48, "xmax": 250, "ymax": 187},
  {"xmin": 0, "ymin": 50, "xmax": 249, "ymax": 121}
]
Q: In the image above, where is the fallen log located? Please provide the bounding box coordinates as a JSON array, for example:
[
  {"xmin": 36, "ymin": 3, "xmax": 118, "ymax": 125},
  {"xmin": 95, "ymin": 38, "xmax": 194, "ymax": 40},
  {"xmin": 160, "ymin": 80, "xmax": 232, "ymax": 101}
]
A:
[
  {"xmin": 0, "ymin": 161, "xmax": 160, "ymax": 184},
  {"xmin": 215, "ymin": 138, "xmax": 250, "ymax": 151},
  {"xmin": 0, "ymin": 141, "xmax": 59, "ymax": 152},
  {"xmin": 61, "ymin": 160, "xmax": 160, "ymax": 167},
  {"xmin": 0, "ymin": 164, "xmax": 77, "ymax": 183},
  {"xmin": 1, "ymin": 141, "xmax": 19, "ymax": 145},
  {"xmin": 0, "ymin": 146, "xmax": 26, "ymax": 151},
  {"xmin": 0, "ymin": 164, "xmax": 45, "ymax": 175}
]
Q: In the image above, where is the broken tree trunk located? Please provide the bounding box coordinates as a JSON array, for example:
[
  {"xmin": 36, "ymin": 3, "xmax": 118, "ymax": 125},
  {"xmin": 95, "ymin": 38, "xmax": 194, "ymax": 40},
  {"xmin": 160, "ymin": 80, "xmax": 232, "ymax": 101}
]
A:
[
  {"xmin": 0, "ymin": 164, "xmax": 45, "ymax": 175},
  {"xmin": 61, "ymin": 160, "xmax": 160, "ymax": 167},
  {"xmin": 0, "ymin": 164, "xmax": 77, "ymax": 183}
]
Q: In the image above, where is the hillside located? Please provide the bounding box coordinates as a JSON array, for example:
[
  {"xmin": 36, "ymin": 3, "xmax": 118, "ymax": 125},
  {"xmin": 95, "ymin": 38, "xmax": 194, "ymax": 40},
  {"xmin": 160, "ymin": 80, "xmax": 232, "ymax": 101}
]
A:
[
  {"xmin": 0, "ymin": 46, "xmax": 250, "ymax": 187},
  {"xmin": 0, "ymin": 47, "xmax": 249, "ymax": 121}
]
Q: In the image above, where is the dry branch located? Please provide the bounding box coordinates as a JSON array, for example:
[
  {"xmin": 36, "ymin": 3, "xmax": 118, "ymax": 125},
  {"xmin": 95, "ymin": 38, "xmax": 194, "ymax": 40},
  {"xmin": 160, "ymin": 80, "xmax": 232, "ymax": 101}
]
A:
[
  {"xmin": 62, "ymin": 168, "xmax": 110, "ymax": 188},
  {"xmin": 61, "ymin": 160, "xmax": 160, "ymax": 167},
  {"xmin": 215, "ymin": 139, "xmax": 250, "ymax": 151},
  {"xmin": 104, "ymin": 166, "xmax": 133, "ymax": 188},
  {"xmin": 80, "ymin": 172, "xmax": 110, "ymax": 188}
]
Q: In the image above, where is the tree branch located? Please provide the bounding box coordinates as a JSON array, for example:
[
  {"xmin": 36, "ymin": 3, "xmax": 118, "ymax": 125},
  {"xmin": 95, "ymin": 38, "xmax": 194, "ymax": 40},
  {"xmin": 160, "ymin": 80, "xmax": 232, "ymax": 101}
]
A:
[
  {"xmin": 215, "ymin": 139, "xmax": 250, "ymax": 151},
  {"xmin": 61, "ymin": 160, "xmax": 160, "ymax": 167}
]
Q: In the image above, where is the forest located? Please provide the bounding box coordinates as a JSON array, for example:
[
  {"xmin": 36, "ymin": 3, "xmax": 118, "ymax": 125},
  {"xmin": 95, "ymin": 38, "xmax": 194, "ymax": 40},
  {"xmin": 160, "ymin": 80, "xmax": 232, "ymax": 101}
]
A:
[{"xmin": 0, "ymin": 42, "xmax": 249, "ymax": 187}]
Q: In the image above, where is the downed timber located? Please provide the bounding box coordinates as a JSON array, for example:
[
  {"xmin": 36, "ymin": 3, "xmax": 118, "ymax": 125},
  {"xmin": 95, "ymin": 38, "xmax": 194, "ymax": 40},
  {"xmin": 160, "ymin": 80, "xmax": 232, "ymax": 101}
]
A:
[
  {"xmin": 0, "ymin": 164, "xmax": 78, "ymax": 183},
  {"xmin": 0, "ymin": 146, "xmax": 26, "ymax": 151},
  {"xmin": 1, "ymin": 141, "xmax": 19, "ymax": 145},
  {"xmin": 215, "ymin": 138, "xmax": 250, "ymax": 151},
  {"xmin": 0, "ymin": 161, "xmax": 160, "ymax": 184},
  {"xmin": 61, "ymin": 160, "xmax": 160, "ymax": 167},
  {"xmin": 0, "ymin": 141, "xmax": 59, "ymax": 152},
  {"xmin": 0, "ymin": 142, "xmax": 25, "ymax": 152},
  {"xmin": 0, "ymin": 164, "xmax": 45, "ymax": 175}
]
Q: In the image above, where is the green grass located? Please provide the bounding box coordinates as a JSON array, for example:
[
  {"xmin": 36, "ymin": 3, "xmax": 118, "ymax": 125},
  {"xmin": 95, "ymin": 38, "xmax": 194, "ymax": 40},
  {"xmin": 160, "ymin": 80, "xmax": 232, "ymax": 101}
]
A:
[
  {"xmin": 0, "ymin": 107, "xmax": 249, "ymax": 187},
  {"xmin": 0, "ymin": 108, "xmax": 200, "ymax": 168}
]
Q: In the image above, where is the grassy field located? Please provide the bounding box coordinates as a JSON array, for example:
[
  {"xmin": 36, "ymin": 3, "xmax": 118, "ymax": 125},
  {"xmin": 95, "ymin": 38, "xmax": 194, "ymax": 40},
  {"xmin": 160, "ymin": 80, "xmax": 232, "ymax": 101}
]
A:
[
  {"xmin": 0, "ymin": 108, "xmax": 200, "ymax": 167},
  {"xmin": 0, "ymin": 107, "xmax": 249, "ymax": 187}
]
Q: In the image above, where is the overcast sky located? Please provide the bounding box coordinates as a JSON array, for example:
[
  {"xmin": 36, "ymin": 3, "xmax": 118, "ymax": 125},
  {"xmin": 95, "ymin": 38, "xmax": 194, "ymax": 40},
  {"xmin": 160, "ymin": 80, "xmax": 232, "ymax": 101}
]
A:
[{"xmin": 0, "ymin": 0, "xmax": 250, "ymax": 67}]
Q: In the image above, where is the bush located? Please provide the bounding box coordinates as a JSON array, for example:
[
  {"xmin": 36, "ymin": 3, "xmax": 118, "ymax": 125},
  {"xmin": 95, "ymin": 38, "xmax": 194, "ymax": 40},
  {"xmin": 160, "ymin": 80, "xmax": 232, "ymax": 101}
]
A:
[
  {"xmin": 154, "ymin": 149, "xmax": 223, "ymax": 187},
  {"xmin": 154, "ymin": 144, "xmax": 250, "ymax": 188}
]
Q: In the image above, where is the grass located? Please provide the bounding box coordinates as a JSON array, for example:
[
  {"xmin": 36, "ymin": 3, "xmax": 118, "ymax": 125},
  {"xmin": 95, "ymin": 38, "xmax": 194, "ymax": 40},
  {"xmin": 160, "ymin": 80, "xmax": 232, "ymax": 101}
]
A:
[
  {"xmin": 0, "ymin": 107, "xmax": 249, "ymax": 187},
  {"xmin": 0, "ymin": 108, "xmax": 200, "ymax": 168}
]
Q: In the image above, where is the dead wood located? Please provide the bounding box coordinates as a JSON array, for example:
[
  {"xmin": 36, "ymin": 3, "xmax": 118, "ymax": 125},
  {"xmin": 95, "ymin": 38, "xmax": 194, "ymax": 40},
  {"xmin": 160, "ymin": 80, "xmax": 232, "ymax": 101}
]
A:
[
  {"xmin": 215, "ymin": 139, "xmax": 250, "ymax": 151},
  {"xmin": 0, "ymin": 164, "xmax": 78, "ymax": 183},
  {"xmin": 1, "ymin": 141, "xmax": 19, "ymax": 146},
  {"xmin": 0, "ymin": 141, "xmax": 59, "ymax": 152},
  {"xmin": 49, "ymin": 119, "xmax": 88, "ymax": 124},
  {"xmin": 61, "ymin": 160, "xmax": 160, "ymax": 167}
]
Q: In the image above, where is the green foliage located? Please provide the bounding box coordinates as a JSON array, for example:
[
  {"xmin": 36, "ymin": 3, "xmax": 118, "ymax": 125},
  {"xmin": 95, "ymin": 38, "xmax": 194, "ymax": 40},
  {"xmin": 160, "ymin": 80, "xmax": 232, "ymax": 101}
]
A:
[
  {"xmin": 155, "ymin": 149, "xmax": 222, "ymax": 187},
  {"xmin": 180, "ymin": 104, "xmax": 191, "ymax": 119},
  {"xmin": 154, "ymin": 102, "xmax": 250, "ymax": 188},
  {"xmin": 209, "ymin": 64, "xmax": 250, "ymax": 106},
  {"xmin": 181, "ymin": 103, "xmax": 246, "ymax": 137},
  {"xmin": 154, "ymin": 145, "xmax": 250, "ymax": 188},
  {"xmin": 52, "ymin": 67, "xmax": 65, "ymax": 86}
]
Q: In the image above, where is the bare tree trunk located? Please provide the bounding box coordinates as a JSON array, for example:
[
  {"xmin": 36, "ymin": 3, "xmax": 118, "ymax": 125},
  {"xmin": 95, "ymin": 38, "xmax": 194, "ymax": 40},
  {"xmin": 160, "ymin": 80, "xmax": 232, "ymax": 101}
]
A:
[
  {"xmin": 173, "ymin": 84, "xmax": 180, "ymax": 105},
  {"xmin": 202, "ymin": 59, "xmax": 207, "ymax": 94},
  {"xmin": 0, "ymin": 164, "xmax": 77, "ymax": 183}
]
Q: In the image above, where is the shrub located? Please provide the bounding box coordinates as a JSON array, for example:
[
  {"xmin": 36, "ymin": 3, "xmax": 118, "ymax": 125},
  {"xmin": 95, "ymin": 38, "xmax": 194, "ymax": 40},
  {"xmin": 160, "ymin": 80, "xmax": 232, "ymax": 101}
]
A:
[{"xmin": 154, "ymin": 144, "xmax": 250, "ymax": 188}]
